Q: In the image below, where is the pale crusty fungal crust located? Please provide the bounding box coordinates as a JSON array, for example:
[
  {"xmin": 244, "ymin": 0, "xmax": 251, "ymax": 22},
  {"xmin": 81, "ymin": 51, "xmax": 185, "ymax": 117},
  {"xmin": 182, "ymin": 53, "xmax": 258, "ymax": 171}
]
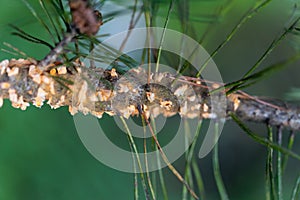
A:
[{"xmin": 0, "ymin": 58, "xmax": 299, "ymax": 130}]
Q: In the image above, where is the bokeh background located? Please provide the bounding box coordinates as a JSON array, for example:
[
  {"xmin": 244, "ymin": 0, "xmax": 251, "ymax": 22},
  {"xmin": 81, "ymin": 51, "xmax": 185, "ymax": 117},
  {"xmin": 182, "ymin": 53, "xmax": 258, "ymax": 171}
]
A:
[{"xmin": 0, "ymin": 0, "xmax": 299, "ymax": 199}]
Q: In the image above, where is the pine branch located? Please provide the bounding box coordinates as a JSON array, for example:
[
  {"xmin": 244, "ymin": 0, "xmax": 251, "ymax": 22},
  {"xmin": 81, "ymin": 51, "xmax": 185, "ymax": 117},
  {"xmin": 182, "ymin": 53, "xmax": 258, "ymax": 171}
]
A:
[{"xmin": 0, "ymin": 58, "xmax": 299, "ymax": 131}]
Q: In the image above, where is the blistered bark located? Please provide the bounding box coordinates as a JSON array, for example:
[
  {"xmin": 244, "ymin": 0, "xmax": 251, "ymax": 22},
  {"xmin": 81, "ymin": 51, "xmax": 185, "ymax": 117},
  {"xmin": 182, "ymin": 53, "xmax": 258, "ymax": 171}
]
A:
[{"xmin": 0, "ymin": 58, "xmax": 299, "ymax": 130}]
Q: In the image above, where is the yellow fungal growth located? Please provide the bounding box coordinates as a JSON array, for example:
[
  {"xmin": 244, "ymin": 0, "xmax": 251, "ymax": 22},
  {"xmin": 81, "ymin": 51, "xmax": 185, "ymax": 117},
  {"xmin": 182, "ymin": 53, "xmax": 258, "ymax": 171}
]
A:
[
  {"xmin": 160, "ymin": 100, "xmax": 173, "ymax": 111},
  {"xmin": 50, "ymin": 68, "xmax": 57, "ymax": 76},
  {"xmin": 1, "ymin": 82, "xmax": 11, "ymax": 89},
  {"xmin": 110, "ymin": 68, "xmax": 118, "ymax": 78}
]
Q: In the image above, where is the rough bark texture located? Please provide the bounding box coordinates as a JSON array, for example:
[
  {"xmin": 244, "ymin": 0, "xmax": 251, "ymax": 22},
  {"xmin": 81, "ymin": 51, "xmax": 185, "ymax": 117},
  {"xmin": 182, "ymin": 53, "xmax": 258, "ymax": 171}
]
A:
[{"xmin": 0, "ymin": 58, "xmax": 299, "ymax": 130}]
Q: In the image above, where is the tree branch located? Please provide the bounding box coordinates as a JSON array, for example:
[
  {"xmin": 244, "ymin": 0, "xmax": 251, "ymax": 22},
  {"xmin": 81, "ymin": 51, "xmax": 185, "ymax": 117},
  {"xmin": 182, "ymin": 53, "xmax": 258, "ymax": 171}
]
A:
[{"xmin": 0, "ymin": 58, "xmax": 299, "ymax": 131}]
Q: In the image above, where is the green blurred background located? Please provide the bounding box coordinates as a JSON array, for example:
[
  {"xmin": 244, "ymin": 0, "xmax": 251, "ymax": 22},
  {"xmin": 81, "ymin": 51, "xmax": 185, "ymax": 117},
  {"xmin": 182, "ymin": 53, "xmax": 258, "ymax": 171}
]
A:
[{"xmin": 0, "ymin": 0, "xmax": 300, "ymax": 199}]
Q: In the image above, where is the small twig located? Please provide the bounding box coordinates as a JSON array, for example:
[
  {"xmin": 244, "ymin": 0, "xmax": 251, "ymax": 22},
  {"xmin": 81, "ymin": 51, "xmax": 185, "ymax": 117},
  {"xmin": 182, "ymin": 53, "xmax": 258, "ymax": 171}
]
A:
[{"xmin": 38, "ymin": 30, "xmax": 77, "ymax": 70}]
